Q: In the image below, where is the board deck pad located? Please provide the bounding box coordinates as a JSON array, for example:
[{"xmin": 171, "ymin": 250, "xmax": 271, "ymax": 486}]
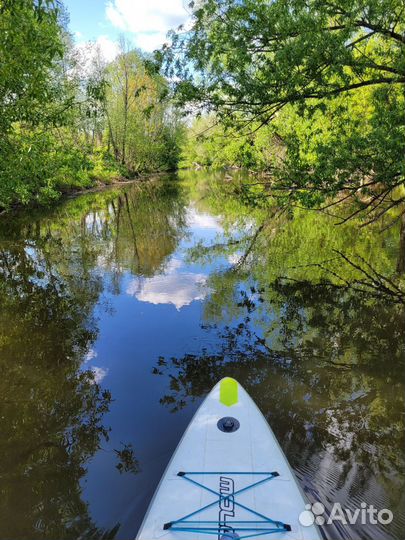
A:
[{"xmin": 136, "ymin": 378, "xmax": 322, "ymax": 540}]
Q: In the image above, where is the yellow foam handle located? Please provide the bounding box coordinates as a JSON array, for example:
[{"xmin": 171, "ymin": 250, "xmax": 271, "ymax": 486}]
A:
[{"xmin": 220, "ymin": 377, "xmax": 238, "ymax": 407}]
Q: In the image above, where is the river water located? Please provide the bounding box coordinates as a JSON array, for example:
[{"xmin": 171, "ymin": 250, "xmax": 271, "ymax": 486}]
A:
[{"xmin": 0, "ymin": 173, "xmax": 404, "ymax": 540}]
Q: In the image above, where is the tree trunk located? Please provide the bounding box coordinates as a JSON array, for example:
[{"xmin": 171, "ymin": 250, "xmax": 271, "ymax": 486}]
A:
[
  {"xmin": 106, "ymin": 112, "xmax": 119, "ymax": 160},
  {"xmin": 122, "ymin": 69, "xmax": 129, "ymax": 166},
  {"xmin": 396, "ymin": 211, "xmax": 405, "ymax": 274}
]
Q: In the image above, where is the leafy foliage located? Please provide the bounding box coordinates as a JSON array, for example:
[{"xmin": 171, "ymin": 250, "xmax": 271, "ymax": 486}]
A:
[
  {"xmin": 105, "ymin": 45, "xmax": 184, "ymax": 174},
  {"xmin": 0, "ymin": 3, "xmax": 183, "ymax": 211},
  {"xmin": 165, "ymin": 0, "xmax": 404, "ymax": 122},
  {"xmin": 179, "ymin": 115, "xmax": 283, "ymax": 170},
  {"xmin": 166, "ymin": 0, "xmax": 405, "ymax": 270},
  {"xmin": 0, "ymin": 0, "xmax": 65, "ymax": 133}
]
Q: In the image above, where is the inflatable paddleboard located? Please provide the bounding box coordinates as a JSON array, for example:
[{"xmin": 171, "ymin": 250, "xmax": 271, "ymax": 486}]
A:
[{"xmin": 136, "ymin": 377, "xmax": 322, "ymax": 540}]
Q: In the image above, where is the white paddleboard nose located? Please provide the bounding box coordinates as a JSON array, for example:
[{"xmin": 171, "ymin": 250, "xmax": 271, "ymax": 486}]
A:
[{"xmin": 136, "ymin": 377, "xmax": 323, "ymax": 540}]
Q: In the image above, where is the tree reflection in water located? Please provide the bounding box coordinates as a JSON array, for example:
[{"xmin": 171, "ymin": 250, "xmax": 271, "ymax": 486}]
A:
[
  {"xmin": 154, "ymin": 276, "xmax": 405, "ymax": 540},
  {"xmin": 0, "ymin": 241, "xmax": 116, "ymax": 538},
  {"xmin": 0, "ymin": 181, "xmax": 187, "ymax": 539}
]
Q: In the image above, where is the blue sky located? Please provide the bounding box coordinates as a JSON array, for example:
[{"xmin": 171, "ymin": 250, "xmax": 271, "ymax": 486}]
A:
[{"xmin": 64, "ymin": 0, "xmax": 190, "ymax": 58}]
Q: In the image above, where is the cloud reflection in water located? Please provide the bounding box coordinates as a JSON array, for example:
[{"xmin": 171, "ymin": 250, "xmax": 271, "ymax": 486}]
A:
[{"xmin": 126, "ymin": 258, "xmax": 209, "ymax": 310}]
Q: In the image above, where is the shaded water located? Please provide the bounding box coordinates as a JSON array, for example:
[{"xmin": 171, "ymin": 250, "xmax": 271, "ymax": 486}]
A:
[{"xmin": 0, "ymin": 173, "xmax": 404, "ymax": 540}]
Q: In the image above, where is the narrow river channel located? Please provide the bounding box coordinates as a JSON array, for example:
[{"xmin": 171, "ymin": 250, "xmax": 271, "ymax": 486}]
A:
[{"xmin": 0, "ymin": 172, "xmax": 403, "ymax": 540}]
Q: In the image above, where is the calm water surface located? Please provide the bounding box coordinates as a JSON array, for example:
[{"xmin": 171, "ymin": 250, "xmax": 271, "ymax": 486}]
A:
[{"xmin": 0, "ymin": 173, "xmax": 404, "ymax": 540}]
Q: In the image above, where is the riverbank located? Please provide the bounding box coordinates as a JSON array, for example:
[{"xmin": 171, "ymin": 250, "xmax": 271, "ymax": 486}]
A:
[
  {"xmin": 64, "ymin": 170, "xmax": 175, "ymax": 198},
  {"xmin": 0, "ymin": 170, "xmax": 174, "ymax": 217}
]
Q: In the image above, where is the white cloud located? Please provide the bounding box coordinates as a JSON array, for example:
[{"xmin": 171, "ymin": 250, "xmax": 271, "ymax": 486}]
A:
[
  {"xmin": 105, "ymin": 0, "xmax": 189, "ymax": 51},
  {"xmin": 96, "ymin": 35, "xmax": 120, "ymax": 62},
  {"xmin": 130, "ymin": 272, "xmax": 208, "ymax": 309},
  {"xmin": 91, "ymin": 366, "xmax": 109, "ymax": 384},
  {"xmin": 187, "ymin": 207, "xmax": 223, "ymax": 230},
  {"xmin": 105, "ymin": 2, "xmax": 125, "ymax": 29},
  {"xmin": 126, "ymin": 256, "xmax": 210, "ymax": 309},
  {"xmin": 165, "ymin": 257, "xmax": 183, "ymax": 272},
  {"xmin": 134, "ymin": 32, "xmax": 168, "ymax": 52},
  {"xmin": 84, "ymin": 348, "xmax": 98, "ymax": 363}
]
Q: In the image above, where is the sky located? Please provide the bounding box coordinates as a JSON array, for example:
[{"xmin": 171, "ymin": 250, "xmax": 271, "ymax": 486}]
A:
[{"xmin": 64, "ymin": 0, "xmax": 190, "ymax": 60}]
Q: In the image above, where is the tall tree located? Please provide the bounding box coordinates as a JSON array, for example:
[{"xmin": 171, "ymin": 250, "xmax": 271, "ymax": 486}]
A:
[
  {"xmin": 0, "ymin": 1, "xmax": 108, "ymax": 208},
  {"xmin": 164, "ymin": 0, "xmax": 405, "ymax": 270},
  {"xmin": 0, "ymin": 4, "xmax": 182, "ymax": 211},
  {"xmin": 106, "ymin": 43, "xmax": 183, "ymax": 173}
]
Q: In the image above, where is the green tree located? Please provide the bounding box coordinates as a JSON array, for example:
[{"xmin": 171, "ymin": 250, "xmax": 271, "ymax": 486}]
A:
[
  {"xmin": 106, "ymin": 42, "xmax": 183, "ymax": 174},
  {"xmin": 166, "ymin": 0, "xmax": 404, "ymax": 123},
  {"xmin": 0, "ymin": 4, "xmax": 182, "ymax": 212},
  {"xmin": 0, "ymin": 0, "xmax": 64, "ymax": 133},
  {"xmin": 164, "ymin": 0, "xmax": 405, "ymax": 270},
  {"xmin": 180, "ymin": 115, "xmax": 284, "ymax": 170},
  {"xmin": 0, "ymin": 1, "xmax": 116, "ymax": 209}
]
